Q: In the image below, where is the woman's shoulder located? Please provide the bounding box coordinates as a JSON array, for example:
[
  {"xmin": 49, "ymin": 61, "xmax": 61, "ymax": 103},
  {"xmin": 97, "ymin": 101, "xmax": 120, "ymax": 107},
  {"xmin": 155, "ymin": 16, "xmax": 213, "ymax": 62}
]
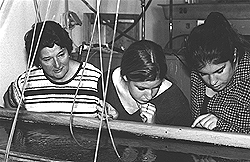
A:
[
  {"xmin": 163, "ymin": 81, "xmax": 183, "ymax": 94},
  {"xmin": 76, "ymin": 62, "xmax": 102, "ymax": 78},
  {"xmin": 235, "ymin": 52, "xmax": 250, "ymax": 81},
  {"xmin": 14, "ymin": 66, "xmax": 43, "ymax": 86},
  {"xmin": 18, "ymin": 66, "xmax": 43, "ymax": 79},
  {"xmin": 80, "ymin": 62, "xmax": 101, "ymax": 72},
  {"xmin": 157, "ymin": 80, "xmax": 187, "ymax": 99},
  {"xmin": 160, "ymin": 79, "xmax": 182, "ymax": 92}
]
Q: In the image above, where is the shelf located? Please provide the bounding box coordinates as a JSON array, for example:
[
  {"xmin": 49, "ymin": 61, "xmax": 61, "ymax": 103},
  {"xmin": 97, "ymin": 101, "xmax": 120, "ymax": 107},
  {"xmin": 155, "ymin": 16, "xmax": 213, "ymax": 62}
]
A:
[{"xmin": 158, "ymin": 3, "xmax": 250, "ymax": 20}]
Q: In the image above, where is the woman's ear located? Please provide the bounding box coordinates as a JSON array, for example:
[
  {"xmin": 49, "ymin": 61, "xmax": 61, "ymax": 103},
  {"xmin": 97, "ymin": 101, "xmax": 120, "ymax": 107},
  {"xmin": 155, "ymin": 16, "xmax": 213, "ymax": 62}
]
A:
[{"xmin": 233, "ymin": 48, "xmax": 237, "ymax": 63}]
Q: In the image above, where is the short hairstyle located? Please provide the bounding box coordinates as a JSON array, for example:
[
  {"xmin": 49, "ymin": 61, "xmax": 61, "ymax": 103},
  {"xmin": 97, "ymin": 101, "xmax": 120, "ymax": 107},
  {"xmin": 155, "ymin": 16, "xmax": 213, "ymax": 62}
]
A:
[
  {"xmin": 24, "ymin": 21, "xmax": 73, "ymax": 67},
  {"xmin": 121, "ymin": 40, "xmax": 167, "ymax": 82},
  {"xmin": 186, "ymin": 12, "xmax": 249, "ymax": 71}
]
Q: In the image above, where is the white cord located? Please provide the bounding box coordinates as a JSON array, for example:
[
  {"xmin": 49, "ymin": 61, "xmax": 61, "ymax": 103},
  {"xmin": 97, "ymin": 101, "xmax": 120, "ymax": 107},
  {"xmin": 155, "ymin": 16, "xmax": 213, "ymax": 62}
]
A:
[
  {"xmin": 69, "ymin": 0, "xmax": 101, "ymax": 148},
  {"xmin": 102, "ymin": 0, "xmax": 121, "ymax": 159},
  {"xmin": 4, "ymin": 1, "xmax": 52, "ymax": 161},
  {"xmin": 94, "ymin": 0, "xmax": 122, "ymax": 161},
  {"xmin": 93, "ymin": 0, "xmax": 103, "ymax": 161}
]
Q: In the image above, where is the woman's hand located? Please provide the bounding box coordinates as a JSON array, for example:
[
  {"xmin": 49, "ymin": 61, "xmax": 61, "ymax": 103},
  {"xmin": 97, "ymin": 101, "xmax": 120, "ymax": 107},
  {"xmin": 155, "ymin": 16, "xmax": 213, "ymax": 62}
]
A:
[
  {"xmin": 96, "ymin": 100, "xmax": 119, "ymax": 120},
  {"xmin": 140, "ymin": 103, "xmax": 156, "ymax": 124},
  {"xmin": 191, "ymin": 113, "xmax": 218, "ymax": 130}
]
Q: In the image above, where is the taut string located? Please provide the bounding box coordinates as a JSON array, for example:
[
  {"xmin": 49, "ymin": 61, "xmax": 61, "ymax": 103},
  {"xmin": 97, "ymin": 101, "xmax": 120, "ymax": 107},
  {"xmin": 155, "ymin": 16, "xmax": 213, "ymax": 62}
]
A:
[{"xmin": 4, "ymin": 0, "xmax": 52, "ymax": 161}]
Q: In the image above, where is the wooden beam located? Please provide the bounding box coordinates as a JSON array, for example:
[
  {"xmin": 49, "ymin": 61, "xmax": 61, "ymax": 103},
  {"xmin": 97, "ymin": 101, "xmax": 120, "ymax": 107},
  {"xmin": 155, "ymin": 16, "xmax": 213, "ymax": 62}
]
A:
[
  {"xmin": 0, "ymin": 109, "xmax": 250, "ymax": 149},
  {"xmin": 2, "ymin": 123, "xmax": 250, "ymax": 161},
  {"xmin": 0, "ymin": 149, "xmax": 69, "ymax": 162}
]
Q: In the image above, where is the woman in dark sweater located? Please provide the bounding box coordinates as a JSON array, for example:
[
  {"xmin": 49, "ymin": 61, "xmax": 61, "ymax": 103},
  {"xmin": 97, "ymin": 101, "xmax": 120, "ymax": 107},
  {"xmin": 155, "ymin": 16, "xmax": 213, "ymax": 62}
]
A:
[{"xmin": 98, "ymin": 40, "xmax": 193, "ymax": 126}]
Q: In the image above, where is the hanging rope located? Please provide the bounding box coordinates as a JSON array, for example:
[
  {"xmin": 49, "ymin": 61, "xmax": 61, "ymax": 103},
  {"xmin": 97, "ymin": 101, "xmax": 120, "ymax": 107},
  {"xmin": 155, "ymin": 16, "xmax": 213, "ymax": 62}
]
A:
[
  {"xmin": 93, "ymin": 0, "xmax": 104, "ymax": 161},
  {"xmin": 69, "ymin": 1, "xmax": 122, "ymax": 160},
  {"xmin": 101, "ymin": 0, "xmax": 121, "ymax": 159},
  {"xmin": 4, "ymin": 1, "xmax": 52, "ymax": 161},
  {"xmin": 69, "ymin": 0, "xmax": 101, "ymax": 148},
  {"xmin": 94, "ymin": 0, "xmax": 122, "ymax": 161},
  {"xmin": 0, "ymin": 0, "xmax": 6, "ymax": 11},
  {"xmin": 33, "ymin": 0, "xmax": 41, "ymax": 22}
]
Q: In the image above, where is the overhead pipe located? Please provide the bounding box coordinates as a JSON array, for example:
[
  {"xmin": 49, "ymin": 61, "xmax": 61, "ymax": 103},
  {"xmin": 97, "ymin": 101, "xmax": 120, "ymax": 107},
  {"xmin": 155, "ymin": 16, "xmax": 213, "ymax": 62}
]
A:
[
  {"xmin": 169, "ymin": 0, "xmax": 173, "ymax": 49},
  {"xmin": 141, "ymin": 0, "xmax": 145, "ymax": 40},
  {"xmin": 80, "ymin": 0, "xmax": 137, "ymax": 42},
  {"xmin": 110, "ymin": 0, "xmax": 152, "ymax": 44},
  {"xmin": 80, "ymin": 0, "xmax": 152, "ymax": 43}
]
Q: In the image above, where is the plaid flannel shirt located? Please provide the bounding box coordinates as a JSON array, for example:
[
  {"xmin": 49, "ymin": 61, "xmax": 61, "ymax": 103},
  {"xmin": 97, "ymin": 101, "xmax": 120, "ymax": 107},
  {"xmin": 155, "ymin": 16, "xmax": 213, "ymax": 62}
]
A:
[{"xmin": 190, "ymin": 52, "xmax": 250, "ymax": 134}]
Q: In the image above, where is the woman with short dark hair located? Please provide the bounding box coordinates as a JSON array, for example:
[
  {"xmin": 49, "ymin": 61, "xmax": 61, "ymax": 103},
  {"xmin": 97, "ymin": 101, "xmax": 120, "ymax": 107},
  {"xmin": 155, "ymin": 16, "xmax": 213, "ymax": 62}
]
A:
[
  {"xmin": 98, "ymin": 40, "xmax": 192, "ymax": 126},
  {"xmin": 4, "ymin": 21, "xmax": 101, "ymax": 117},
  {"xmin": 185, "ymin": 12, "xmax": 250, "ymax": 133}
]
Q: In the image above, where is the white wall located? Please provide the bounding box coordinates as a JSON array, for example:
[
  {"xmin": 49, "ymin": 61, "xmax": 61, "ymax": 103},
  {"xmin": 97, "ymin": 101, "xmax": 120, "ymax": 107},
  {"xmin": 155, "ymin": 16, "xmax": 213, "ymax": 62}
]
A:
[
  {"xmin": 0, "ymin": 0, "xmax": 35, "ymax": 106},
  {"xmin": 0, "ymin": 0, "xmax": 185, "ymax": 106}
]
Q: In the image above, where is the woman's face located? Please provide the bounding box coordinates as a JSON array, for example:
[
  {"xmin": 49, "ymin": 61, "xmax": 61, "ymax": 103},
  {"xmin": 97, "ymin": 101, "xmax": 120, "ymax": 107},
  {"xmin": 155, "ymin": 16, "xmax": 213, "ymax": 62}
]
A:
[
  {"xmin": 198, "ymin": 61, "xmax": 234, "ymax": 91},
  {"xmin": 127, "ymin": 79, "xmax": 162, "ymax": 104},
  {"xmin": 39, "ymin": 44, "xmax": 70, "ymax": 82}
]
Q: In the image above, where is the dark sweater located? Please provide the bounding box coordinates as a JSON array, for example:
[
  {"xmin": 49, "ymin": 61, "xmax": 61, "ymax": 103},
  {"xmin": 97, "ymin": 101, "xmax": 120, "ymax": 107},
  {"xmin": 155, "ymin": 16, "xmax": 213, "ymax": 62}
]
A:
[{"xmin": 98, "ymin": 69, "xmax": 193, "ymax": 127}]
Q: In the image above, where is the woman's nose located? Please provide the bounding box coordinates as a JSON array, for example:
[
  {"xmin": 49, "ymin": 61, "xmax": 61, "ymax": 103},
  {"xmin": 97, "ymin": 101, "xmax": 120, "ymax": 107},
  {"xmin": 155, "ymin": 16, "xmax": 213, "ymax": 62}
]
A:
[
  {"xmin": 53, "ymin": 58, "xmax": 60, "ymax": 68},
  {"xmin": 145, "ymin": 89, "xmax": 153, "ymax": 100},
  {"xmin": 209, "ymin": 74, "xmax": 217, "ymax": 86}
]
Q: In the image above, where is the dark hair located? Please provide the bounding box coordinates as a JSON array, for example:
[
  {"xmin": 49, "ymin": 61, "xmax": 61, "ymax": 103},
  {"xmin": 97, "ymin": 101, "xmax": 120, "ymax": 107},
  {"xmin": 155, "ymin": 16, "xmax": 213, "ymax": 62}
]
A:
[
  {"xmin": 186, "ymin": 12, "xmax": 249, "ymax": 71},
  {"xmin": 120, "ymin": 40, "xmax": 167, "ymax": 82},
  {"xmin": 24, "ymin": 21, "xmax": 73, "ymax": 67}
]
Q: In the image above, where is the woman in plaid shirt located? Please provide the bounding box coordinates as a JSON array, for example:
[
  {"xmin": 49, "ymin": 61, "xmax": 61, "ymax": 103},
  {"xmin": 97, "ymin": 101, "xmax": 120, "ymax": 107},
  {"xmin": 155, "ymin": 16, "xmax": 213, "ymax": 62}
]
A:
[{"xmin": 185, "ymin": 12, "xmax": 250, "ymax": 133}]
